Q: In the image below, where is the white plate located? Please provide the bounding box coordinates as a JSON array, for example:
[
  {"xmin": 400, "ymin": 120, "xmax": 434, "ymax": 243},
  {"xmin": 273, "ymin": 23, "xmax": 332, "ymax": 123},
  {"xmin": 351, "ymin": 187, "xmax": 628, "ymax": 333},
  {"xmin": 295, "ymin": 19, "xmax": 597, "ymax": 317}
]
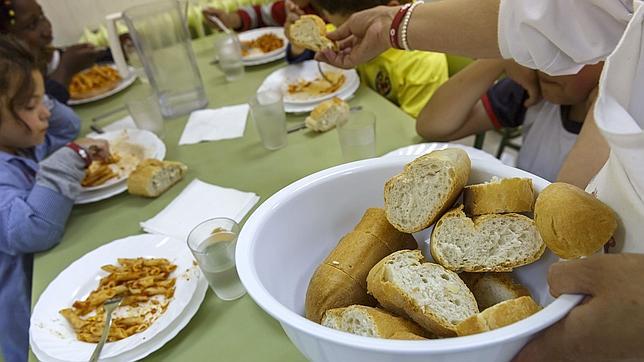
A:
[
  {"xmin": 68, "ymin": 65, "xmax": 137, "ymax": 106},
  {"xmin": 383, "ymin": 142, "xmax": 501, "ymax": 164},
  {"xmin": 239, "ymin": 27, "xmax": 287, "ymax": 63},
  {"xmin": 243, "ymin": 51, "xmax": 286, "ymax": 66},
  {"xmin": 30, "ymin": 234, "xmax": 204, "ymax": 362},
  {"xmin": 258, "ymin": 60, "xmax": 360, "ymax": 105},
  {"xmin": 282, "ymin": 78, "xmax": 360, "ymax": 114}
]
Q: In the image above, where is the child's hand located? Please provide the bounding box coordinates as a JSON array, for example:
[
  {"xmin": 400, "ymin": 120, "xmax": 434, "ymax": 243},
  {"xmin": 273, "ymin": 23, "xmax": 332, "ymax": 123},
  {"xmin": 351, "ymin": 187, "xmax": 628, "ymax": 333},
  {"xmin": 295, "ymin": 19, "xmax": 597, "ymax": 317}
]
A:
[
  {"xmin": 503, "ymin": 60, "xmax": 541, "ymax": 107},
  {"xmin": 513, "ymin": 253, "xmax": 644, "ymax": 362},
  {"xmin": 59, "ymin": 44, "xmax": 100, "ymax": 78},
  {"xmin": 75, "ymin": 138, "xmax": 110, "ymax": 163},
  {"xmin": 285, "ymin": 0, "xmax": 306, "ymax": 56},
  {"xmin": 202, "ymin": 7, "xmax": 241, "ymax": 31}
]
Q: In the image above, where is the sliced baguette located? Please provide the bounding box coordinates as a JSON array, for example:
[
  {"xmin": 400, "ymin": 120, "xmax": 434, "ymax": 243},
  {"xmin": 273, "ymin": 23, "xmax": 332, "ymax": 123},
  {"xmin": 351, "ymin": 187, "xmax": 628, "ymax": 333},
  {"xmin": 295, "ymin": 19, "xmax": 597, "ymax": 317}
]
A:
[
  {"xmin": 431, "ymin": 205, "xmax": 545, "ymax": 272},
  {"xmin": 288, "ymin": 15, "xmax": 335, "ymax": 52},
  {"xmin": 463, "ymin": 177, "xmax": 535, "ymax": 216},
  {"xmin": 127, "ymin": 159, "xmax": 188, "ymax": 197},
  {"xmin": 455, "ymin": 296, "xmax": 541, "ymax": 336},
  {"xmin": 321, "ymin": 305, "xmax": 432, "ymax": 339},
  {"xmin": 354, "ymin": 208, "xmax": 418, "ymax": 252},
  {"xmin": 305, "ymin": 97, "xmax": 349, "ymax": 132},
  {"xmin": 384, "ymin": 148, "xmax": 471, "ymax": 233},
  {"xmin": 459, "ymin": 272, "xmax": 531, "ymax": 310},
  {"xmin": 366, "ymin": 250, "xmax": 478, "ymax": 337}
]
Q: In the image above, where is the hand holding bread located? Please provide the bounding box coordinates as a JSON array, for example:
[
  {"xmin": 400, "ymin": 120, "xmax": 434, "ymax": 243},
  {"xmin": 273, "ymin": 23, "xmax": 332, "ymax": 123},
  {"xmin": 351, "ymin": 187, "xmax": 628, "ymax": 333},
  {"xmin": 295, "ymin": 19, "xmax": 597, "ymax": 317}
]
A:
[{"xmin": 288, "ymin": 15, "xmax": 337, "ymax": 52}]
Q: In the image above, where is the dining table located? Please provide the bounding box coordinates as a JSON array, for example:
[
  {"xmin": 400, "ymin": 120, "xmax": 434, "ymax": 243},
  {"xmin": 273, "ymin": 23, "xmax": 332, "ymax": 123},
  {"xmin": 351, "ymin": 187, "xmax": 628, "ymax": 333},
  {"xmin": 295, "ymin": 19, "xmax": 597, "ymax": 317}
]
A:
[{"xmin": 29, "ymin": 34, "xmax": 422, "ymax": 362}]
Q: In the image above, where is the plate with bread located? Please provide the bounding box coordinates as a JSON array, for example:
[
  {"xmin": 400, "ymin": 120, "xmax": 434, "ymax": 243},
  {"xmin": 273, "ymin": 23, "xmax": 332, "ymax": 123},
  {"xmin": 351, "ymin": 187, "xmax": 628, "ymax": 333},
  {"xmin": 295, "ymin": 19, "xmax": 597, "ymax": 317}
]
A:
[
  {"xmin": 68, "ymin": 64, "xmax": 137, "ymax": 106},
  {"xmin": 236, "ymin": 149, "xmax": 617, "ymax": 361},
  {"xmin": 238, "ymin": 27, "xmax": 287, "ymax": 66}
]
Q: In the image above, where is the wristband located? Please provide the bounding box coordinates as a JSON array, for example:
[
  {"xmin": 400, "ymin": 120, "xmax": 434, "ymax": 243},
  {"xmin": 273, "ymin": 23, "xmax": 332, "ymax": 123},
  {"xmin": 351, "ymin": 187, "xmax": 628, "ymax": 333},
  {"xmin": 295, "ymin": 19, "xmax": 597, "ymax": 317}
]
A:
[
  {"xmin": 389, "ymin": 3, "xmax": 412, "ymax": 49},
  {"xmin": 66, "ymin": 142, "xmax": 92, "ymax": 168}
]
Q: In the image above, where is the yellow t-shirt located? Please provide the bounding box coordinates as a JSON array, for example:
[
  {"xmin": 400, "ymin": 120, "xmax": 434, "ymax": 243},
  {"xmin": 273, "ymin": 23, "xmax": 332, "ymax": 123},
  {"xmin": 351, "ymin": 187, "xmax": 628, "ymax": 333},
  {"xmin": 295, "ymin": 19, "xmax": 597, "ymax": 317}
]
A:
[{"xmin": 357, "ymin": 48, "xmax": 448, "ymax": 118}]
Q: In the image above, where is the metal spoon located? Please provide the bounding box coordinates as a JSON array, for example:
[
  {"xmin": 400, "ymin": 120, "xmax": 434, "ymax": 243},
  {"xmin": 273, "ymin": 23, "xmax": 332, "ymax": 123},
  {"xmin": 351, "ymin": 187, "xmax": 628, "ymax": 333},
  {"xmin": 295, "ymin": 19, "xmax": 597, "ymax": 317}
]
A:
[{"xmin": 89, "ymin": 296, "xmax": 124, "ymax": 362}]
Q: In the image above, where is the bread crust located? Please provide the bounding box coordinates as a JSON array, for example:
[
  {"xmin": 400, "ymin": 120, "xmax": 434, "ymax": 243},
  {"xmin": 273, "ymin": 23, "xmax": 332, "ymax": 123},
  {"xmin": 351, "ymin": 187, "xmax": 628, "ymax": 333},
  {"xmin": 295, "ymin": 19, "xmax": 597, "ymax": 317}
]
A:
[
  {"xmin": 455, "ymin": 296, "xmax": 541, "ymax": 336},
  {"xmin": 305, "ymin": 97, "xmax": 349, "ymax": 132},
  {"xmin": 534, "ymin": 182, "xmax": 617, "ymax": 259},
  {"xmin": 322, "ymin": 305, "xmax": 432, "ymax": 339},
  {"xmin": 459, "ymin": 272, "xmax": 531, "ymax": 310},
  {"xmin": 127, "ymin": 159, "xmax": 187, "ymax": 197},
  {"xmin": 289, "ymin": 15, "xmax": 336, "ymax": 52},
  {"xmin": 354, "ymin": 208, "xmax": 418, "ymax": 251},
  {"xmin": 463, "ymin": 178, "xmax": 535, "ymax": 216}
]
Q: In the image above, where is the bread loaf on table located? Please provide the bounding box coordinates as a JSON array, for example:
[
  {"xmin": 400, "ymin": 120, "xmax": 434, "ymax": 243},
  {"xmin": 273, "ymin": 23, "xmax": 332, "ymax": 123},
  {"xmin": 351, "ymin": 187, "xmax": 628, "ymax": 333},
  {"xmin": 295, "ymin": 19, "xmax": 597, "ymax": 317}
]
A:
[
  {"xmin": 305, "ymin": 208, "xmax": 416, "ymax": 323},
  {"xmin": 127, "ymin": 159, "xmax": 188, "ymax": 197},
  {"xmin": 288, "ymin": 15, "xmax": 336, "ymax": 52},
  {"xmin": 463, "ymin": 177, "xmax": 535, "ymax": 216},
  {"xmin": 384, "ymin": 148, "xmax": 471, "ymax": 233},
  {"xmin": 322, "ymin": 305, "xmax": 432, "ymax": 339},
  {"xmin": 305, "ymin": 97, "xmax": 349, "ymax": 132},
  {"xmin": 459, "ymin": 272, "xmax": 531, "ymax": 310},
  {"xmin": 456, "ymin": 296, "xmax": 541, "ymax": 336}
]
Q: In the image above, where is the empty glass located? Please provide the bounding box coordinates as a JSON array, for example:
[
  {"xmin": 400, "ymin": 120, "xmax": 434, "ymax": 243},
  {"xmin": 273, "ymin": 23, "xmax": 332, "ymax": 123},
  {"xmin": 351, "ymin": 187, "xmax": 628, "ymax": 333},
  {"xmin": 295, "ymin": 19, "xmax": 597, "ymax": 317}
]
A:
[
  {"xmin": 337, "ymin": 110, "xmax": 377, "ymax": 162},
  {"xmin": 215, "ymin": 33, "xmax": 245, "ymax": 82},
  {"xmin": 127, "ymin": 95, "xmax": 166, "ymax": 139},
  {"xmin": 249, "ymin": 90, "xmax": 287, "ymax": 150}
]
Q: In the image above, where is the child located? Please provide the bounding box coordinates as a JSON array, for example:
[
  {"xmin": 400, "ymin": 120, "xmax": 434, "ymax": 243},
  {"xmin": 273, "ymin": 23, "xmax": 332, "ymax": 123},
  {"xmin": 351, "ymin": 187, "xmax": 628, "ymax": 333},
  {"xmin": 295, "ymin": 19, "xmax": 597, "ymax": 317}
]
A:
[
  {"xmin": 0, "ymin": 0, "xmax": 105, "ymax": 104},
  {"xmin": 287, "ymin": 0, "xmax": 448, "ymax": 118},
  {"xmin": 0, "ymin": 36, "xmax": 109, "ymax": 362},
  {"xmin": 416, "ymin": 59, "xmax": 603, "ymax": 181},
  {"xmin": 203, "ymin": 0, "xmax": 317, "ymax": 32}
]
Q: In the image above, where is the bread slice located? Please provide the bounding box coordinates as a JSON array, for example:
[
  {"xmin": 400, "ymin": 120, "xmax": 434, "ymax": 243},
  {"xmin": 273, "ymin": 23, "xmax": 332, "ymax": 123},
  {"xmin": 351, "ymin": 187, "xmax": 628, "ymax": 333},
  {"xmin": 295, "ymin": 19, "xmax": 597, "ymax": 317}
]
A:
[
  {"xmin": 463, "ymin": 177, "xmax": 535, "ymax": 216},
  {"xmin": 127, "ymin": 159, "xmax": 188, "ymax": 197},
  {"xmin": 384, "ymin": 148, "xmax": 471, "ymax": 233},
  {"xmin": 321, "ymin": 305, "xmax": 432, "ymax": 339},
  {"xmin": 354, "ymin": 208, "xmax": 418, "ymax": 251},
  {"xmin": 459, "ymin": 272, "xmax": 531, "ymax": 310},
  {"xmin": 305, "ymin": 97, "xmax": 350, "ymax": 132},
  {"xmin": 431, "ymin": 205, "xmax": 545, "ymax": 272},
  {"xmin": 534, "ymin": 182, "xmax": 617, "ymax": 259},
  {"xmin": 366, "ymin": 250, "xmax": 478, "ymax": 337},
  {"xmin": 455, "ymin": 296, "xmax": 541, "ymax": 336},
  {"xmin": 288, "ymin": 15, "xmax": 336, "ymax": 52}
]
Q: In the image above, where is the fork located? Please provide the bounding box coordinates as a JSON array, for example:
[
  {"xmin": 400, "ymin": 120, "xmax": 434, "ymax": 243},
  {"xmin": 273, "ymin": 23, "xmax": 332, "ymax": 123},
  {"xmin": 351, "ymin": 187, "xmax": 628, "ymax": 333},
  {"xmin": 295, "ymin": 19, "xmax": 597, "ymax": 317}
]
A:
[
  {"xmin": 89, "ymin": 296, "xmax": 123, "ymax": 362},
  {"xmin": 317, "ymin": 62, "xmax": 335, "ymax": 84}
]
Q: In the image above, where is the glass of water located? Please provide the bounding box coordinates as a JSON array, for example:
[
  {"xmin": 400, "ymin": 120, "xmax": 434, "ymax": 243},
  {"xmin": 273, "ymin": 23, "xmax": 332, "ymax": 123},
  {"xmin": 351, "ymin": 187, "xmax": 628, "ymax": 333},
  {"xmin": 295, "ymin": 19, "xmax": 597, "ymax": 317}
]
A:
[
  {"xmin": 127, "ymin": 95, "xmax": 166, "ymax": 139},
  {"xmin": 337, "ymin": 110, "xmax": 377, "ymax": 162},
  {"xmin": 215, "ymin": 33, "xmax": 245, "ymax": 82},
  {"xmin": 187, "ymin": 218, "xmax": 246, "ymax": 301},
  {"xmin": 249, "ymin": 90, "xmax": 288, "ymax": 150}
]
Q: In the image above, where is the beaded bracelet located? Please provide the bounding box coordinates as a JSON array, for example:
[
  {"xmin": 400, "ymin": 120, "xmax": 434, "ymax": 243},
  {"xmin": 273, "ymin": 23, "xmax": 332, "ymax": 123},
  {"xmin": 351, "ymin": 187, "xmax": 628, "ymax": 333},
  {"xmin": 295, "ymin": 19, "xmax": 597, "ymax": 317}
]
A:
[
  {"xmin": 389, "ymin": 3, "xmax": 412, "ymax": 49},
  {"xmin": 400, "ymin": 1, "xmax": 424, "ymax": 51}
]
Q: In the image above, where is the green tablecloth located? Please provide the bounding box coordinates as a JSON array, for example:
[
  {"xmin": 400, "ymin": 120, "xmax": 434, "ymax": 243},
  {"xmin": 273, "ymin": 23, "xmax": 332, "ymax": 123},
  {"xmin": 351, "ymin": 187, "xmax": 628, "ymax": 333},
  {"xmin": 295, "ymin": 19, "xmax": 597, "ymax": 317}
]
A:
[{"xmin": 29, "ymin": 36, "xmax": 421, "ymax": 362}]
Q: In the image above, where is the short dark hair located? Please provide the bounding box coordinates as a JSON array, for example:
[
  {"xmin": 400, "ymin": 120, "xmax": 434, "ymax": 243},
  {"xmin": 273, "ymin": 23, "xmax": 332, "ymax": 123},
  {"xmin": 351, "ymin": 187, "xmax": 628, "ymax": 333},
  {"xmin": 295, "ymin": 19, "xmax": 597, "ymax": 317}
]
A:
[
  {"xmin": 0, "ymin": 35, "xmax": 39, "ymax": 126},
  {"xmin": 311, "ymin": 0, "xmax": 390, "ymax": 15}
]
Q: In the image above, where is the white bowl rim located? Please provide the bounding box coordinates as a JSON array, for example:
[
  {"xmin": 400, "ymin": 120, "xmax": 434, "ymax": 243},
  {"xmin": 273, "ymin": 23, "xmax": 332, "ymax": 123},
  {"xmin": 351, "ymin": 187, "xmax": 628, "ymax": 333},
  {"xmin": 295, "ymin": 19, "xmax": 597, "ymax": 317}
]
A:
[{"xmin": 236, "ymin": 155, "xmax": 584, "ymax": 354}]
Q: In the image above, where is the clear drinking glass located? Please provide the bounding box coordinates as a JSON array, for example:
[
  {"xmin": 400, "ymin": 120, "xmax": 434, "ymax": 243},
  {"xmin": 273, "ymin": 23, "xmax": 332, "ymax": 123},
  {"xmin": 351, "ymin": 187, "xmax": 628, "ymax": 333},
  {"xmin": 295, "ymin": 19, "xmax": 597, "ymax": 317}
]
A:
[
  {"xmin": 127, "ymin": 95, "xmax": 166, "ymax": 139},
  {"xmin": 187, "ymin": 218, "xmax": 246, "ymax": 301},
  {"xmin": 215, "ymin": 33, "xmax": 245, "ymax": 82},
  {"xmin": 337, "ymin": 110, "xmax": 377, "ymax": 162},
  {"xmin": 249, "ymin": 90, "xmax": 288, "ymax": 150}
]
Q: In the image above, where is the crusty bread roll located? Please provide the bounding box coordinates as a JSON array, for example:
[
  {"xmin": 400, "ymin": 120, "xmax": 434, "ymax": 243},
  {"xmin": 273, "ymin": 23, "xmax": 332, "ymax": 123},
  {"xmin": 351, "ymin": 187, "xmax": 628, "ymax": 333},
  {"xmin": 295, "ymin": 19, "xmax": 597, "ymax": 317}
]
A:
[
  {"xmin": 322, "ymin": 305, "xmax": 432, "ymax": 340},
  {"xmin": 288, "ymin": 15, "xmax": 336, "ymax": 52},
  {"xmin": 534, "ymin": 182, "xmax": 617, "ymax": 259},
  {"xmin": 459, "ymin": 272, "xmax": 531, "ymax": 310},
  {"xmin": 463, "ymin": 177, "xmax": 535, "ymax": 216},
  {"xmin": 384, "ymin": 149, "xmax": 471, "ymax": 233},
  {"xmin": 431, "ymin": 205, "xmax": 545, "ymax": 272},
  {"xmin": 305, "ymin": 208, "xmax": 417, "ymax": 323},
  {"xmin": 127, "ymin": 159, "xmax": 188, "ymax": 197},
  {"xmin": 367, "ymin": 250, "xmax": 478, "ymax": 337},
  {"xmin": 455, "ymin": 296, "xmax": 541, "ymax": 336},
  {"xmin": 305, "ymin": 97, "xmax": 349, "ymax": 132}
]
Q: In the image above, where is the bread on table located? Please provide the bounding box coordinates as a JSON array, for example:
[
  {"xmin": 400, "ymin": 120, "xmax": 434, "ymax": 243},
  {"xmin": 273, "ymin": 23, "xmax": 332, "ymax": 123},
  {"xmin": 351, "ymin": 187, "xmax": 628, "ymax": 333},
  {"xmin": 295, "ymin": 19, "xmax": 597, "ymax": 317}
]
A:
[
  {"xmin": 305, "ymin": 97, "xmax": 350, "ymax": 132},
  {"xmin": 534, "ymin": 182, "xmax": 617, "ymax": 259},
  {"xmin": 321, "ymin": 305, "xmax": 432, "ymax": 340},
  {"xmin": 384, "ymin": 148, "xmax": 471, "ymax": 233},
  {"xmin": 463, "ymin": 177, "xmax": 535, "ymax": 216},
  {"xmin": 366, "ymin": 250, "xmax": 478, "ymax": 337},
  {"xmin": 288, "ymin": 15, "xmax": 336, "ymax": 52},
  {"xmin": 127, "ymin": 159, "xmax": 188, "ymax": 197},
  {"xmin": 430, "ymin": 205, "xmax": 545, "ymax": 272},
  {"xmin": 305, "ymin": 208, "xmax": 416, "ymax": 323},
  {"xmin": 459, "ymin": 272, "xmax": 531, "ymax": 310},
  {"xmin": 455, "ymin": 296, "xmax": 541, "ymax": 336}
]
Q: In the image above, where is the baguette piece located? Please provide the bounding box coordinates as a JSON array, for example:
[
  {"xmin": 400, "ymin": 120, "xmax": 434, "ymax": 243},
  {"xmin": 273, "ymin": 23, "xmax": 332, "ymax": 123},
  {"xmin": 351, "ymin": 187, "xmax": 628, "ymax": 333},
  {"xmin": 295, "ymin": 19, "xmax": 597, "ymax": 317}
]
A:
[
  {"xmin": 366, "ymin": 250, "xmax": 478, "ymax": 337},
  {"xmin": 384, "ymin": 148, "xmax": 471, "ymax": 233},
  {"xmin": 459, "ymin": 272, "xmax": 531, "ymax": 310},
  {"xmin": 288, "ymin": 15, "xmax": 335, "ymax": 51},
  {"xmin": 455, "ymin": 296, "xmax": 541, "ymax": 336},
  {"xmin": 534, "ymin": 182, "xmax": 617, "ymax": 259},
  {"xmin": 321, "ymin": 305, "xmax": 432, "ymax": 339},
  {"xmin": 305, "ymin": 97, "xmax": 350, "ymax": 132},
  {"xmin": 127, "ymin": 159, "xmax": 188, "ymax": 197},
  {"xmin": 431, "ymin": 205, "xmax": 545, "ymax": 272},
  {"xmin": 463, "ymin": 177, "xmax": 535, "ymax": 216},
  {"xmin": 305, "ymin": 208, "xmax": 416, "ymax": 323}
]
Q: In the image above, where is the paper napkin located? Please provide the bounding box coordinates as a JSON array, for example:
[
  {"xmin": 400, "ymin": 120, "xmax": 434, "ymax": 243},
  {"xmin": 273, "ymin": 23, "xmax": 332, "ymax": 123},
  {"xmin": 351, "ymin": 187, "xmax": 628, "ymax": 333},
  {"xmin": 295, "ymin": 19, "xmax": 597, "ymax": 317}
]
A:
[{"xmin": 178, "ymin": 104, "xmax": 250, "ymax": 145}]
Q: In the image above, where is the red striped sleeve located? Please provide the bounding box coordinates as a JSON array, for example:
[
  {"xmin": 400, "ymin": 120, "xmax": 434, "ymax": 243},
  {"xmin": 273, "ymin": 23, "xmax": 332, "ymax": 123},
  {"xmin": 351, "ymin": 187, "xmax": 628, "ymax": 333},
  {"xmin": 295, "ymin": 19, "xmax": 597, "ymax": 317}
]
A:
[{"xmin": 481, "ymin": 94, "xmax": 502, "ymax": 129}]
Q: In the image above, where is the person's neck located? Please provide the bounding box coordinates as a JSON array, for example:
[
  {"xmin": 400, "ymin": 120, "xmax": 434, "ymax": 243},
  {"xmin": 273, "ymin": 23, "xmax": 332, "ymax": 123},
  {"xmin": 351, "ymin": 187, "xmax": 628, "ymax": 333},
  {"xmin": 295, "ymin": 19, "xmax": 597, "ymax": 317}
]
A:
[
  {"xmin": 0, "ymin": 144, "xmax": 18, "ymax": 155},
  {"xmin": 568, "ymin": 99, "xmax": 592, "ymax": 123}
]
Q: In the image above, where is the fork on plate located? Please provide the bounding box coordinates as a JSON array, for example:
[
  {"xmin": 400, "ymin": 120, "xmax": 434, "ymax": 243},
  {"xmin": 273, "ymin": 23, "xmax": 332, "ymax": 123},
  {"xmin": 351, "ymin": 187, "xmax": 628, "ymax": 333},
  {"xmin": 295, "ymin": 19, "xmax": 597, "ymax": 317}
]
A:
[{"xmin": 89, "ymin": 296, "xmax": 124, "ymax": 362}]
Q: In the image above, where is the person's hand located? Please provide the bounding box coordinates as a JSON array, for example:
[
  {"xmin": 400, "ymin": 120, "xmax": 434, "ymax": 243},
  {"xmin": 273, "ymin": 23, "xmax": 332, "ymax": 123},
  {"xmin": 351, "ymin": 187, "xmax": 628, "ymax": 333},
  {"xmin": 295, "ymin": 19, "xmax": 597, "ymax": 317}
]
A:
[
  {"xmin": 202, "ymin": 7, "xmax": 241, "ymax": 31},
  {"xmin": 315, "ymin": 5, "xmax": 397, "ymax": 69},
  {"xmin": 503, "ymin": 60, "xmax": 541, "ymax": 107},
  {"xmin": 284, "ymin": 0, "xmax": 306, "ymax": 55},
  {"xmin": 513, "ymin": 253, "xmax": 644, "ymax": 362},
  {"xmin": 59, "ymin": 44, "xmax": 100, "ymax": 78},
  {"xmin": 75, "ymin": 138, "xmax": 110, "ymax": 163}
]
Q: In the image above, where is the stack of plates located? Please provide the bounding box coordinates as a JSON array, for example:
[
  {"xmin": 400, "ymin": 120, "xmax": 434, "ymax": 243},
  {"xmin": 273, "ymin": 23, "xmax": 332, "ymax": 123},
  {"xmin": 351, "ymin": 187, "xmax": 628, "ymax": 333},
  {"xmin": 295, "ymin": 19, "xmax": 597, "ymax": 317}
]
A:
[
  {"xmin": 239, "ymin": 27, "xmax": 288, "ymax": 66},
  {"xmin": 30, "ymin": 234, "xmax": 208, "ymax": 362},
  {"xmin": 258, "ymin": 60, "xmax": 360, "ymax": 113},
  {"xmin": 76, "ymin": 129, "xmax": 166, "ymax": 204}
]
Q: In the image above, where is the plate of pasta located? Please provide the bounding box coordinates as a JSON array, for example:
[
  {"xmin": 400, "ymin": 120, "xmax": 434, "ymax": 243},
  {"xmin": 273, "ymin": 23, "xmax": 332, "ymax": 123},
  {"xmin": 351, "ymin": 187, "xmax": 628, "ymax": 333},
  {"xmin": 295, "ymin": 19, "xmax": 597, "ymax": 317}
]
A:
[
  {"xmin": 30, "ymin": 234, "xmax": 207, "ymax": 362},
  {"xmin": 68, "ymin": 64, "xmax": 137, "ymax": 106},
  {"xmin": 238, "ymin": 27, "xmax": 287, "ymax": 66}
]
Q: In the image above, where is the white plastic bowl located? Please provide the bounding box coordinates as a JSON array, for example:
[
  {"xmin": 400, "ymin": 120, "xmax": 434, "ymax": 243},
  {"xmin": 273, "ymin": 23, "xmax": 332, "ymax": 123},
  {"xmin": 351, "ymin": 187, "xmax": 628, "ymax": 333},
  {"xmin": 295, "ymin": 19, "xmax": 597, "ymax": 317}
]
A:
[{"xmin": 236, "ymin": 155, "xmax": 582, "ymax": 362}]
